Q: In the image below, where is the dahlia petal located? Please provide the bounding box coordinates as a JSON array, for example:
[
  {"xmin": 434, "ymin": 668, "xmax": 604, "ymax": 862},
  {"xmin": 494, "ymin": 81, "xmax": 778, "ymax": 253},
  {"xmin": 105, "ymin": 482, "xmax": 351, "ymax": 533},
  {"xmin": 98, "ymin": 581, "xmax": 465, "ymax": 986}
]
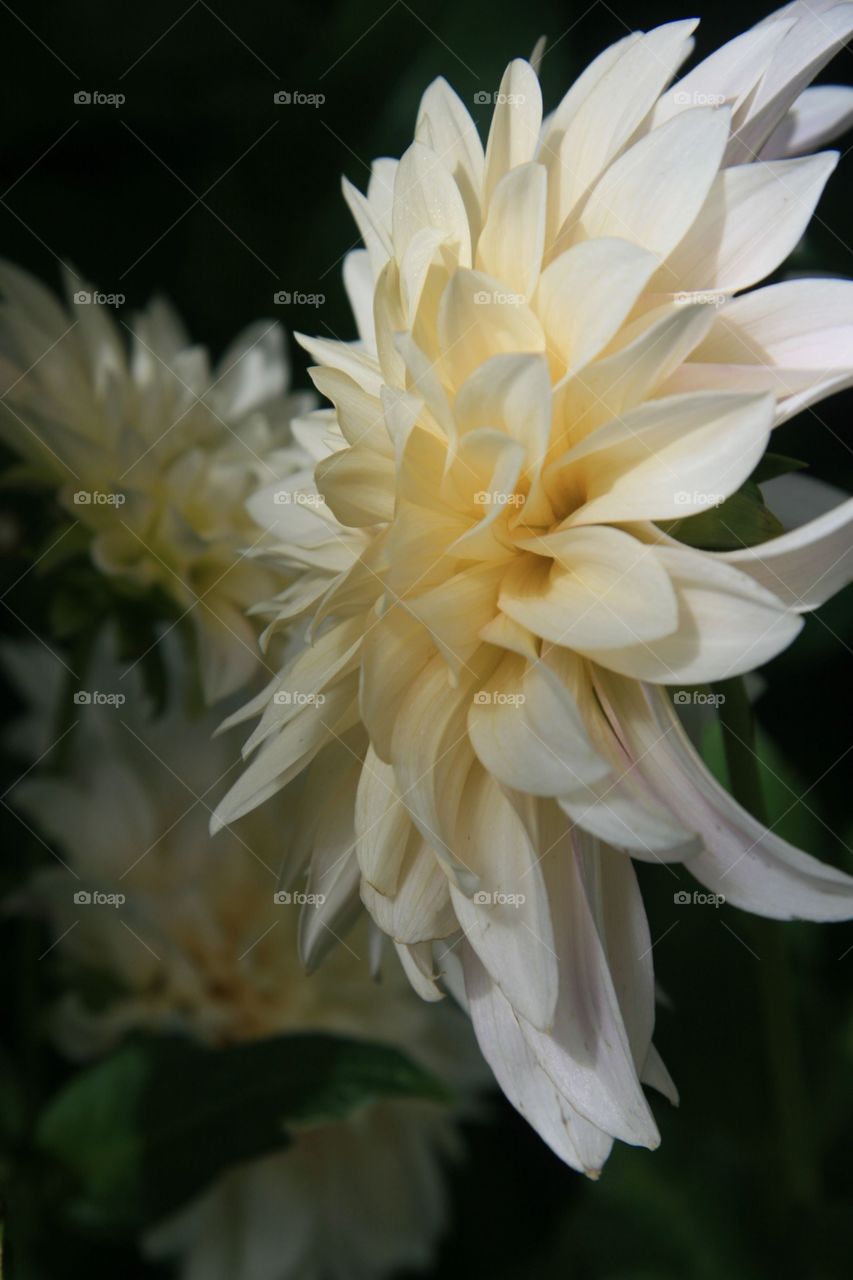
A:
[
  {"xmin": 308, "ymin": 367, "xmax": 391, "ymax": 455},
  {"xmin": 416, "ymin": 77, "xmax": 484, "ymax": 236},
  {"xmin": 544, "ymin": 22, "xmax": 698, "ymax": 236},
  {"xmin": 762, "ymin": 84, "xmax": 853, "ymax": 157},
  {"xmin": 468, "ymin": 651, "xmax": 610, "ymax": 795},
  {"xmin": 390, "ymin": 653, "xmax": 484, "ymax": 893},
  {"xmin": 728, "ymin": 2, "xmax": 853, "ymax": 163},
  {"xmin": 449, "ymin": 773, "xmax": 559, "ymax": 1030},
  {"xmin": 296, "ymin": 333, "xmax": 384, "ymax": 396},
  {"xmin": 392, "ymin": 141, "xmax": 472, "ymax": 267},
  {"xmin": 501, "ymin": 526, "xmax": 679, "ymax": 650},
  {"xmin": 437, "ymin": 269, "xmax": 545, "ymax": 390},
  {"xmin": 363, "ymin": 834, "xmax": 456, "ymax": 944},
  {"xmin": 576, "ymin": 106, "xmax": 731, "ymax": 260},
  {"xmin": 406, "ymin": 562, "xmax": 506, "ymax": 677},
  {"xmin": 653, "ymin": 18, "xmax": 794, "ymax": 128},
  {"xmin": 536, "ymin": 238, "xmax": 658, "ymax": 376},
  {"xmin": 454, "ymin": 352, "xmax": 551, "ymax": 464},
  {"xmin": 211, "ymin": 679, "xmax": 359, "ymax": 831},
  {"xmin": 394, "ymin": 940, "xmax": 445, "ymax": 1001},
  {"xmin": 514, "ymin": 829, "xmax": 660, "ymax": 1147},
  {"xmin": 463, "ymin": 942, "xmax": 614, "ymax": 1175},
  {"xmin": 315, "ymin": 446, "xmax": 396, "ymax": 526},
  {"xmin": 215, "ymin": 321, "xmax": 287, "ymax": 418},
  {"xmin": 342, "ymin": 249, "xmax": 375, "ymax": 349},
  {"xmin": 642, "ymin": 1044, "xmax": 680, "ymax": 1104},
  {"xmin": 660, "ymin": 152, "xmax": 838, "ymax": 294},
  {"xmin": 342, "ymin": 176, "xmax": 392, "ymax": 280},
  {"xmin": 299, "ymin": 775, "xmax": 363, "ymax": 971},
  {"xmin": 555, "ymin": 390, "xmax": 774, "ymax": 526},
  {"xmin": 483, "ymin": 59, "xmax": 543, "ymax": 205},
  {"xmin": 630, "ymin": 683, "xmax": 853, "ymax": 921},
  {"xmin": 589, "ymin": 546, "xmax": 802, "ymax": 684},
  {"xmin": 355, "ymin": 746, "xmax": 412, "ymax": 896},
  {"xmin": 476, "ymin": 162, "xmax": 547, "ymax": 297},
  {"xmin": 721, "ymin": 496, "xmax": 853, "ymax": 610},
  {"xmin": 563, "ymin": 301, "xmax": 714, "ymax": 441}
]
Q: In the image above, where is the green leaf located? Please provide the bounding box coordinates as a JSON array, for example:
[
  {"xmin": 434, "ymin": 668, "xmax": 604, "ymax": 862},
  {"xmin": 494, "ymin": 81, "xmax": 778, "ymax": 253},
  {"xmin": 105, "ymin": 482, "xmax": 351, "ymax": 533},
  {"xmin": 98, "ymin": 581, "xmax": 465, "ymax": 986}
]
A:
[
  {"xmin": 750, "ymin": 452, "xmax": 807, "ymax": 486},
  {"xmin": 659, "ymin": 481, "xmax": 784, "ymax": 551},
  {"xmin": 658, "ymin": 452, "xmax": 807, "ymax": 551},
  {"xmin": 36, "ymin": 1032, "xmax": 450, "ymax": 1232}
]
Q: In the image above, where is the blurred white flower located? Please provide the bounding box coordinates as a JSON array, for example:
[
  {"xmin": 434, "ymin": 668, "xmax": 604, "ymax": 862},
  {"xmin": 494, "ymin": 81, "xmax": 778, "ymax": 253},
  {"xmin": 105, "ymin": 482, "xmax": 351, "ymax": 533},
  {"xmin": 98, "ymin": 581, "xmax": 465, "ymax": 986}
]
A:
[
  {"xmin": 0, "ymin": 265, "xmax": 312, "ymax": 701},
  {"xmin": 214, "ymin": 4, "xmax": 853, "ymax": 1175},
  {"xmin": 8, "ymin": 637, "xmax": 483, "ymax": 1280}
]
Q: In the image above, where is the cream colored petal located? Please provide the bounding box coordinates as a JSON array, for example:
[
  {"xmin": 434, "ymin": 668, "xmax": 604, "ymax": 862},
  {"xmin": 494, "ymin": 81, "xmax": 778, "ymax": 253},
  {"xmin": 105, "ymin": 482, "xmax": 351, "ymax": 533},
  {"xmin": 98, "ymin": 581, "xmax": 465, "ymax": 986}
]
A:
[
  {"xmin": 483, "ymin": 60, "xmax": 543, "ymax": 205},
  {"xmin": 589, "ymin": 547, "xmax": 802, "ymax": 684},
  {"xmin": 575, "ymin": 107, "xmax": 731, "ymax": 260},
  {"xmin": 450, "ymin": 772, "xmax": 558, "ymax": 1030},
  {"xmin": 658, "ymin": 152, "xmax": 838, "ymax": 294},
  {"xmin": 721, "ymin": 496, "xmax": 853, "ymax": 611},
  {"xmin": 468, "ymin": 650, "xmax": 609, "ymax": 795},
  {"xmin": 392, "ymin": 140, "xmax": 472, "ymax": 267},
  {"xmin": 762, "ymin": 84, "xmax": 853, "ymax": 158},
  {"xmin": 535, "ymin": 238, "xmax": 658, "ymax": 377},
  {"xmin": 437, "ymin": 269, "xmax": 545, "ymax": 391},
  {"xmin": 476, "ymin": 162, "xmax": 547, "ymax": 297},
  {"xmin": 554, "ymin": 390, "xmax": 774, "ymax": 526},
  {"xmin": 315, "ymin": 446, "xmax": 396, "ymax": 527},
  {"xmin": 500, "ymin": 527, "xmax": 678, "ymax": 651}
]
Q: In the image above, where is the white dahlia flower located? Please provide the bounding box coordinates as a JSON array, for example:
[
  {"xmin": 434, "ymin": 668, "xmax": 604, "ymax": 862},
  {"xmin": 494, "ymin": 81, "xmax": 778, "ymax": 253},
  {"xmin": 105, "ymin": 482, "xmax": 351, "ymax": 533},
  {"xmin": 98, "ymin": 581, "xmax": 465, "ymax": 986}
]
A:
[
  {"xmin": 8, "ymin": 637, "xmax": 482, "ymax": 1280},
  {"xmin": 215, "ymin": 3, "xmax": 853, "ymax": 1174},
  {"xmin": 0, "ymin": 265, "xmax": 312, "ymax": 700}
]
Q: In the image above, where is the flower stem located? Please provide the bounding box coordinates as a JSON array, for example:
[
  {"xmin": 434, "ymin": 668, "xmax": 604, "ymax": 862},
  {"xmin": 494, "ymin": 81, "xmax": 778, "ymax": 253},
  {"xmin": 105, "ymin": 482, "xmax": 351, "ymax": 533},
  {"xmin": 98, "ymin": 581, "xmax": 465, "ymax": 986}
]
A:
[{"xmin": 712, "ymin": 676, "xmax": 819, "ymax": 1207}]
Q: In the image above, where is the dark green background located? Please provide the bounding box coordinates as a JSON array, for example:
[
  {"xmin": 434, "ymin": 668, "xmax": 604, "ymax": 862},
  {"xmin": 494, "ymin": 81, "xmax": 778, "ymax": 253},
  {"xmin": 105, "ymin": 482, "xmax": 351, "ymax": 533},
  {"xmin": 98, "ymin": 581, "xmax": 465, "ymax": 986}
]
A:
[{"xmin": 1, "ymin": 2, "xmax": 852, "ymax": 1277}]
